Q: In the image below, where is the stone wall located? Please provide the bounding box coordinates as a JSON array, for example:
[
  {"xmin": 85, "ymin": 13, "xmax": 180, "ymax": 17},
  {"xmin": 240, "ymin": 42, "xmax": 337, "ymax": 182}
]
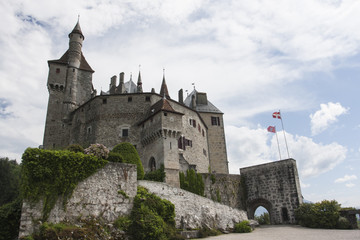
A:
[
  {"xmin": 202, "ymin": 173, "xmax": 245, "ymax": 210},
  {"xmin": 240, "ymin": 159, "xmax": 303, "ymax": 224},
  {"xmin": 18, "ymin": 163, "xmax": 137, "ymax": 238},
  {"xmin": 139, "ymin": 180, "xmax": 248, "ymax": 231}
]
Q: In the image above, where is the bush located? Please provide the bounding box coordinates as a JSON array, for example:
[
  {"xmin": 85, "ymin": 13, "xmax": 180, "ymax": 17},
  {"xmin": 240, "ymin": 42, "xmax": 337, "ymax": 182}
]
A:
[
  {"xmin": 21, "ymin": 148, "xmax": 107, "ymax": 220},
  {"xmin": 234, "ymin": 220, "xmax": 252, "ymax": 233},
  {"xmin": 84, "ymin": 144, "xmax": 109, "ymax": 159},
  {"xmin": 255, "ymin": 212, "xmax": 270, "ymax": 225},
  {"xmin": 65, "ymin": 144, "xmax": 84, "ymax": 153},
  {"xmin": 337, "ymin": 217, "xmax": 351, "ymax": 229},
  {"xmin": 114, "ymin": 216, "xmax": 132, "ymax": 231},
  {"xmin": 0, "ymin": 197, "xmax": 22, "ymax": 240},
  {"xmin": 295, "ymin": 200, "xmax": 341, "ymax": 228},
  {"xmin": 107, "ymin": 152, "xmax": 124, "ymax": 163},
  {"xmin": 127, "ymin": 186, "xmax": 176, "ymax": 240},
  {"xmin": 198, "ymin": 227, "xmax": 222, "ymax": 238},
  {"xmin": 179, "ymin": 169, "xmax": 204, "ymax": 196},
  {"xmin": 144, "ymin": 164, "xmax": 166, "ymax": 182},
  {"xmin": 111, "ymin": 143, "xmax": 144, "ymax": 180}
]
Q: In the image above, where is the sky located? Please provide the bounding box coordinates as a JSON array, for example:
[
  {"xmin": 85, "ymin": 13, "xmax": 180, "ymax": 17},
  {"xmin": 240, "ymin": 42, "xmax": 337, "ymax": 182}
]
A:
[{"xmin": 0, "ymin": 0, "xmax": 359, "ymax": 208}]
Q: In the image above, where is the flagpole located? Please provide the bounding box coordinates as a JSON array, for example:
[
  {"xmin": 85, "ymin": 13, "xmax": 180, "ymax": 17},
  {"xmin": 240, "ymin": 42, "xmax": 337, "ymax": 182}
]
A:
[
  {"xmin": 279, "ymin": 110, "xmax": 290, "ymax": 159},
  {"xmin": 275, "ymin": 126, "xmax": 282, "ymax": 160}
]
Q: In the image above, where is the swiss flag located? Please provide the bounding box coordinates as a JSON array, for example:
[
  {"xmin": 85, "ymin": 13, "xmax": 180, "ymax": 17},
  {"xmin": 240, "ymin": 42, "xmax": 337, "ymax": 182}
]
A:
[
  {"xmin": 272, "ymin": 112, "xmax": 281, "ymax": 119},
  {"xmin": 267, "ymin": 126, "xmax": 276, "ymax": 133}
]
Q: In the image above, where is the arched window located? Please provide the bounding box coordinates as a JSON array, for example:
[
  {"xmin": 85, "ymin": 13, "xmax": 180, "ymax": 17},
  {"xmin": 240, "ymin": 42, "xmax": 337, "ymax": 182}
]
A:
[{"xmin": 149, "ymin": 157, "xmax": 156, "ymax": 171}]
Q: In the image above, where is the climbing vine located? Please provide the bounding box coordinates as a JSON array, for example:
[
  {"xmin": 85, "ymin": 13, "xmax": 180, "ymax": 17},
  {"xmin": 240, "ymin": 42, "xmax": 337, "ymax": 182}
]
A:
[
  {"xmin": 179, "ymin": 169, "xmax": 204, "ymax": 196},
  {"xmin": 21, "ymin": 148, "xmax": 108, "ymax": 220}
]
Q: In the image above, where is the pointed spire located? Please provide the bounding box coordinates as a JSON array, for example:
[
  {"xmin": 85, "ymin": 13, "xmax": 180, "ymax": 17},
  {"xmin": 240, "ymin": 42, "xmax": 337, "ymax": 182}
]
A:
[
  {"xmin": 137, "ymin": 65, "xmax": 143, "ymax": 93},
  {"xmin": 69, "ymin": 17, "xmax": 84, "ymax": 39},
  {"xmin": 160, "ymin": 68, "xmax": 170, "ymax": 99}
]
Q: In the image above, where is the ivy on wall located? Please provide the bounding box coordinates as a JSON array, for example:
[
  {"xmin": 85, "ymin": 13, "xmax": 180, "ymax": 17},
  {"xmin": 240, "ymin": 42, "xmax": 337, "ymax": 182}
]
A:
[
  {"xmin": 179, "ymin": 169, "xmax": 204, "ymax": 196},
  {"xmin": 21, "ymin": 148, "xmax": 108, "ymax": 220}
]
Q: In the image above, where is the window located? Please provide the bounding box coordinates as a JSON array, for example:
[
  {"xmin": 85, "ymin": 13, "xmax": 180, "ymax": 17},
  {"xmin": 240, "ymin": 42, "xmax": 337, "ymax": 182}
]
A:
[
  {"xmin": 56, "ymin": 68, "xmax": 60, "ymax": 73},
  {"xmin": 103, "ymin": 98, "xmax": 107, "ymax": 104},
  {"xmin": 122, "ymin": 129, "xmax": 129, "ymax": 137},
  {"xmin": 149, "ymin": 157, "xmax": 156, "ymax": 171},
  {"xmin": 128, "ymin": 97, "xmax": 132, "ymax": 102},
  {"xmin": 178, "ymin": 136, "xmax": 192, "ymax": 150},
  {"xmin": 198, "ymin": 124, "xmax": 201, "ymax": 132},
  {"xmin": 87, "ymin": 127, "xmax": 92, "ymax": 134},
  {"xmin": 203, "ymin": 148, "xmax": 207, "ymax": 156},
  {"xmin": 193, "ymin": 119, "xmax": 196, "ymax": 128},
  {"xmin": 164, "ymin": 112, "xmax": 167, "ymax": 116},
  {"xmin": 189, "ymin": 119, "xmax": 192, "ymax": 125},
  {"xmin": 145, "ymin": 96, "xmax": 151, "ymax": 102},
  {"xmin": 202, "ymin": 129, "xmax": 205, "ymax": 137},
  {"xmin": 211, "ymin": 116, "xmax": 220, "ymax": 126}
]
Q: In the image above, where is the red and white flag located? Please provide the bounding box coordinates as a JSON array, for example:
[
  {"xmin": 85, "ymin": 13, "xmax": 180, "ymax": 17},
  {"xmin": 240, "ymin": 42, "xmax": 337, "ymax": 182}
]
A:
[
  {"xmin": 267, "ymin": 126, "xmax": 276, "ymax": 133},
  {"xmin": 272, "ymin": 112, "xmax": 281, "ymax": 119}
]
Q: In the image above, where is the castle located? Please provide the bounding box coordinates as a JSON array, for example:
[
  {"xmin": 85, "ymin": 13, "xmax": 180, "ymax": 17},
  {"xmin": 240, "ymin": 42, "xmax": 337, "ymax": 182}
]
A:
[{"xmin": 43, "ymin": 21, "xmax": 228, "ymax": 186}]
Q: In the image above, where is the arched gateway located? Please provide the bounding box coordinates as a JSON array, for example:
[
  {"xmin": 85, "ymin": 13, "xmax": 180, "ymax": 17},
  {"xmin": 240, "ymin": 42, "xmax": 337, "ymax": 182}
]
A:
[{"xmin": 240, "ymin": 159, "xmax": 303, "ymax": 224}]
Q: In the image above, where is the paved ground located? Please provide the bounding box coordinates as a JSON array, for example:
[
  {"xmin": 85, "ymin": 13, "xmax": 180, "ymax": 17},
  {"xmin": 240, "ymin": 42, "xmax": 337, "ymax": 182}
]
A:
[{"xmin": 203, "ymin": 225, "xmax": 360, "ymax": 240}]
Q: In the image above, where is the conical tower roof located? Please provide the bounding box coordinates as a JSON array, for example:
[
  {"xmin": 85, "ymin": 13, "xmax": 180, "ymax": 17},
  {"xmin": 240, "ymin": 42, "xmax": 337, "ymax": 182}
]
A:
[
  {"xmin": 69, "ymin": 20, "xmax": 84, "ymax": 39},
  {"xmin": 160, "ymin": 72, "xmax": 170, "ymax": 99}
]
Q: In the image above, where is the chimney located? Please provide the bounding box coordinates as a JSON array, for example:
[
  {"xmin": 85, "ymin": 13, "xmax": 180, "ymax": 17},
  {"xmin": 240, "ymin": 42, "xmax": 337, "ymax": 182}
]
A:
[
  {"xmin": 117, "ymin": 72, "xmax": 125, "ymax": 94},
  {"xmin": 109, "ymin": 75, "xmax": 117, "ymax": 94},
  {"xmin": 178, "ymin": 89, "xmax": 184, "ymax": 104}
]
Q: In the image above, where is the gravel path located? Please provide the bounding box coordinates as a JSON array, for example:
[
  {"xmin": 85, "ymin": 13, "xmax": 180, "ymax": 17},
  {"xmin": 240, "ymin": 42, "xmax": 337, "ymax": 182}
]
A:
[{"xmin": 203, "ymin": 225, "xmax": 360, "ymax": 240}]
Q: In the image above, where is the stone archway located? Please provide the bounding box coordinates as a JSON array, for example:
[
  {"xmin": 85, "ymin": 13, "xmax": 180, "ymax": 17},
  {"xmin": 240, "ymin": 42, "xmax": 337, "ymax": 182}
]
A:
[
  {"xmin": 247, "ymin": 198, "xmax": 274, "ymax": 224},
  {"xmin": 149, "ymin": 157, "xmax": 156, "ymax": 171}
]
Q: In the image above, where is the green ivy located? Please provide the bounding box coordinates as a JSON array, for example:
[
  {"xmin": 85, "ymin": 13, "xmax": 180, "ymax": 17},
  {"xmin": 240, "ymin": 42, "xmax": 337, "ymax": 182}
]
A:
[
  {"xmin": 111, "ymin": 143, "xmax": 144, "ymax": 180},
  {"xmin": 127, "ymin": 186, "xmax": 177, "ymax": 240},
  {"xmin": 21, "ymin": 148, "xmax": 107, "ymax": 220},
  {"xmin": 179, "ymin": 169, "xmax": 204, "ymax": 196},
  {"xmin": 144, "ymin": 164, "xmax": 166, "ymax": 182}
]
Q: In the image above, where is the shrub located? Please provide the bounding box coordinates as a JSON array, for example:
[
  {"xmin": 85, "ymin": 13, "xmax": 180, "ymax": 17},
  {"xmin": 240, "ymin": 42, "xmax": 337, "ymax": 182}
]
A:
[
  {"xmin": 198, "ymin": 227, "xmax": 222, "ymax": 238},
  {"xmin": 234, "ymin": 220, "xmax": 252, "ymax": 233},
  {"xmin": 255, "ymin": 212, "xmax": 270, "ymax": 225},
  {"xmin": 0, "ymin": 197, "xmax": 22, "ymax": 240},
  {"xmin": 21, "ymin": 148, "xmax": 107, "ymax": 220},
  {"xmin": 84, "ymin": 143, "xmax": 109, "ymax": 159},
  {"xmin": 336, "ymin": 217, "xmax": 351, "ymax": 229},
  {"xmin": 65, "ymin": 144, "xmax": 84, "ymax": 153},
  {"xmin": 114, "ymin": 216, "xmax": 132, "ymax": 231},
  {"xmin": 295, "ymin": 200, "xmax": 341, "ymax": 228},
  {"xmin": 179, "ymin": 169, "xmax": 204, "ymax": 196},
  {"xmin": 127, "ymin": 186, "xmax": 176, "ymax": 240},
  {"xmin": 107, "ymin": 152, "xmax": 123, "ymax": 163},
  {"xmin": 144, "ymin": 164, "xmax": 166, "ymax": 182},
  {"xmin": 111, "ymin": 143, "xmax": 144, "ymax": 180}
]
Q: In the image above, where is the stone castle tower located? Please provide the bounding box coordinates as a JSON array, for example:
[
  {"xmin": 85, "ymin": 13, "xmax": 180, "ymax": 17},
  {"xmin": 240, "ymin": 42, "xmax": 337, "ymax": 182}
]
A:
[{"xmin": 43, "ymin": 21, "xmax": 229, "ymax": 186}]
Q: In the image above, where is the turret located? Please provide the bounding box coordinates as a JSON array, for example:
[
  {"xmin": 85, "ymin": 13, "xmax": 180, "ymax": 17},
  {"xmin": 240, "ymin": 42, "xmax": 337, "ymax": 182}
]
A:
[
  {"xmin": 137, "ymin": 71, "xmax": 143, "ymax": 93},
  {"xmin": 160, "ymin": 70, "xmax": 170, "ymax": 99},
  {"xmin": 68, "ymin": 21, "xmax": 84, "ymax": 68}
]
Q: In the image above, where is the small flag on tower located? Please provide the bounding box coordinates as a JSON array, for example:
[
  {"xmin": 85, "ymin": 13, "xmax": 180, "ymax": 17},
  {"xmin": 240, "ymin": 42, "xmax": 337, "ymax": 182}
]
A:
[
  {"xmin": 272, "ymin": 112, "xmax": 281, "ymax": 119},
  {"xmin": 267, "ymin": 126, "xmax": 276, "ymax": 133}
]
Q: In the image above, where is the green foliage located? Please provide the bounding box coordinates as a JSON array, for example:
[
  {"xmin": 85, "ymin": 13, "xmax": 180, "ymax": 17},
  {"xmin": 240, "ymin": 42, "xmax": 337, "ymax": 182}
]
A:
[
  {"xmin": 21, "ymin": 148, "xmax": 107, "ymax": 220},
  {"xmin": 65, "ymin": 144, "xmax": 84, "ymax": 153},
  {"xmin": 0, "ymin": 157, "xmax": 21, "ymax": 206},
  {"xmin": 114, "ymin": 216, "xmax": 132, "ymax": 231},
  {"xmin": 111, "ymin": 143, "xmax": 144, "ymax": 180},
  {"xmin": 107, "ymin": 152, "xmax": 124, "ymax": 163},
  {"xmin": 0, "ymin": 197, "xmax": 22, "ymax": 240},
  {"xmin": 144, "ymin": 164, "xmax": 166, "ymax": 182},
  {"xmin": 295, "ymin": 200, "xmax": 341, "ymax": 228},
  {"xmin": 179, "ymin": 169, "xmax": 204, "ymax": 196},
  {"xmin": 215, "ymin": 188, "xmax": 221, "ymax": 202},
  {"xmin": 117, "ymin": 190, "xmax": 129, "ymax": 199},
  {"xmin": 198, "ymin": 228, "xmax": 222, "ymax": 238},
  {"xmin": 234, "ymin": 220, "xmax": 252, "ymax": 233},
  {"xmin": 336, "ymin": 217, "xmax": 351, "ymax": 229},
  {"xmin": 84, "ymin": 143, "xmax": 109, "ymax": 159},
  {"xmin": 128, "ymin": 186, "xmax": 176, "ymax": 240},
  {"xmin": 210, "ymin": 174, "xmax": 216, "ymax": 184},
  {"xmin": 255, "ymin": 212, "xmax": 270, "ymax": 225}
]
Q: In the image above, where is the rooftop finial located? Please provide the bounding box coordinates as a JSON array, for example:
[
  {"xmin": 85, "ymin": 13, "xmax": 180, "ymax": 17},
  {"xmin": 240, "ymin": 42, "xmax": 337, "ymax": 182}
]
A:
[{"xmin": 78, "ymin": 14, "xmax": 80, "ymax": 22}]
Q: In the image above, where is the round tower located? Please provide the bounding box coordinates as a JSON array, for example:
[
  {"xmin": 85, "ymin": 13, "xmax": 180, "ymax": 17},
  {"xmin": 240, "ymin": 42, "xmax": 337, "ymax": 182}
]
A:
[{"xmin": 68, "ymin": 21, "xmax": 84, "ymax": 68}]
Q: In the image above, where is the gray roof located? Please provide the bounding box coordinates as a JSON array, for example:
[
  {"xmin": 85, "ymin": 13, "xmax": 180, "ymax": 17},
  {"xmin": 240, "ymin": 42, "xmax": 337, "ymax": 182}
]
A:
[
  {"xmin": 124, "ymin": 79, "xmax": 137, "ymax": 93},
  {"xmin": 184, "ymin": 90, "xmax": 223, "ymax": 114}
]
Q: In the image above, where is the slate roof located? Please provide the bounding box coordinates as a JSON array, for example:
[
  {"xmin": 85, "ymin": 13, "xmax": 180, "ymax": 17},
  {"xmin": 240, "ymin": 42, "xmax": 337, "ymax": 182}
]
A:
[
  {"xmin": 48, "ymin": 50, "xmax": 95, "ymax": 73},
  {"xmin": 184, "ymin": 90, "xmax": 223, "ymax": 114}
]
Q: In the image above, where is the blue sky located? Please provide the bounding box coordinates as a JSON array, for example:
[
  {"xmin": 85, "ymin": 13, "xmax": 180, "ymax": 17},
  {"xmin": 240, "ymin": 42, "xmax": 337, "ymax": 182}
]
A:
[{"xmin": 0, "ymin": 0, "xmax": 359, "ymax": 208}]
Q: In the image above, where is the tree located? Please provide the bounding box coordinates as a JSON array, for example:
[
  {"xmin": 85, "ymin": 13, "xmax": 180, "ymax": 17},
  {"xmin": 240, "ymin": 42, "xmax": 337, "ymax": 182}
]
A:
[{"xmin": 0, "ymin": 158, "xmax": 21, "ymax": 206}]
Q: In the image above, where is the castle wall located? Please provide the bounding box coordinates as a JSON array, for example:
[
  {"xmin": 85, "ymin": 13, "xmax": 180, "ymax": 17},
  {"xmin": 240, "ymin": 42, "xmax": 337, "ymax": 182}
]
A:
[
  {"xmin": 139, "ymin": 180, "xmax": 248, "ymax": 231},
  {"xmin": 18, "ymin": 163, "xmax": 137, "ymax": 238},
  {"xmin": 240, "ymin": 159, "xmax": 303, "ymax": 224},
  {"xmin": 199, "ymin": 112, "xmax": 228, "ymax": 174},
  {"xmin": 202, "ymin": 173, "xmax": 245, "ymax": 210}
]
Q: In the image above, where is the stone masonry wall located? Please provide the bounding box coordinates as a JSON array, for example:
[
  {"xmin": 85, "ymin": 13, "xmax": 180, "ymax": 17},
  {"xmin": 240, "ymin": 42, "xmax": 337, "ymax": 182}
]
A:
[
  {"xmin": 202, "ymin": 173, "xmax": 245, "ymax": 210},
  {"xmin": 18, "ymin": 163, "xmax": 137, "ymax": 238},
  {"xmin": 139, "ymin": 180, "xmax": 248, "ymax": 231},
  {"xmin": 240, "ymin": 159, "xmax": 303, "ymax": 224}
]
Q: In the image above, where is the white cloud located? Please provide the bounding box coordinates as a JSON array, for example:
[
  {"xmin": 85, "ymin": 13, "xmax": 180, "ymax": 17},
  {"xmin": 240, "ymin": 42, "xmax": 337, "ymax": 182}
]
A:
[
  {"xmin": 345, "ymin": 183, "xmax": 355, "ymax": 188},
  {"xmin": 310, "ymin": 102, "xmax": 348, "ymax": 135},
  {"xmin": 226, "ymin": 125, "xmax": 347, "ymax": 178},
  {"xmin": 335, "ymin": 174, "xmax": 357, "ymax": 183}
]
